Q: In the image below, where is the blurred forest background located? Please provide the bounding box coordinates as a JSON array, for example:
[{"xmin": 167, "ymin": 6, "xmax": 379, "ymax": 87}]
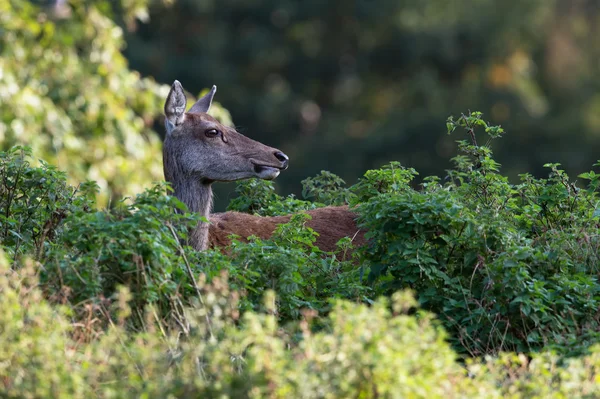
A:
[{"xmin": 3, "ymin": 0, "xmax": 600, "ymax": 209}]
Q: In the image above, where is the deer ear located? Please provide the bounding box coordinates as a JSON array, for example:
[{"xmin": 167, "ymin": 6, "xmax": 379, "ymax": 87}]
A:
[
  {"xmin": 188, "ymin": 85, "xmax": 217, "ymax": 114},
  {"xmin": 164, "ymin": 80, "xmax": 187, "ymax": 129}
]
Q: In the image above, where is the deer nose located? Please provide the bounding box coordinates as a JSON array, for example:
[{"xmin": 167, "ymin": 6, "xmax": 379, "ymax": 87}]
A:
[{"xmin": 274, "ymin": 151, "xmax": 289, "ymax": 169}]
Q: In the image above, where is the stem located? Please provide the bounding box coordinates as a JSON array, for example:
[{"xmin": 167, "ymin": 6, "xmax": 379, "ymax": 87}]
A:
[
  {"xmin": 461, "ymin": 113, "xmax": 479, "ymax": 147},
  {"xmin": 167, "ymin": 222, "xmax": 214, "ymax": 339}
]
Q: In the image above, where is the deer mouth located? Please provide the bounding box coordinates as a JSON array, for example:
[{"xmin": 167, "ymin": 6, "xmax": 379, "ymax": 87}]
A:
[{"xmin": 253, "ymin": 163, "xmax": 283, "ymax": 180}]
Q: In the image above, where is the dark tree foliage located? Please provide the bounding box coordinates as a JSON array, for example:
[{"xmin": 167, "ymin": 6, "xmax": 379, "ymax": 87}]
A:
[{"xmin": 125, "ymin": 0, "xmax": 600, "ymax": 202}]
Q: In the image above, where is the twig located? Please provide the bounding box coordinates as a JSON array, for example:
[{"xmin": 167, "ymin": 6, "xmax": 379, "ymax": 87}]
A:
[
  {"xmin": 461, "ymin": 112, "xmax": 479, "ymax": 148},
  {"xmin": 166, "ymin": 222, "xmax": 214, "ymax": 339}
]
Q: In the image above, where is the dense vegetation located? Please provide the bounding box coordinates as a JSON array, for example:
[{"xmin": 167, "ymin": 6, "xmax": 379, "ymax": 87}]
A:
[{"xmin": 3, "ymin": 113, "xmax": 600, "ymax": 397}]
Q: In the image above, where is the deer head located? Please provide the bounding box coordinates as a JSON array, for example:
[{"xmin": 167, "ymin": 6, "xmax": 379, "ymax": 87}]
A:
[{"xmin": 163, "ymin": 80, "xmax": 289, "ymax": 187}]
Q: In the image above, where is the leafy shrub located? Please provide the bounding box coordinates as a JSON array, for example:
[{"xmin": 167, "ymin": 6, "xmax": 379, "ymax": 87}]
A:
[
  {"xmin": 228, "ymin": 170, "xmax": 356, "ymax": 217},
  {"xmin": 0, "ymin": 146, "xmax": 365, "ymax": 329},
  {"xmin": 4, "ymin": 252, "xmax": 600, "ymax": 398},
  {"xmin": 40, "ymin": 184, "xmax": 203, "ymax": 326},
  {"xmin": 355, "ymin": 112, "xmax": 600, "ymax": 356},
  {"xmin": 350, "ymin": 161, "xmax": 418, "ymax": 204},
  {"xmin": 0, "ymin": 147, "xmax": 97, "ymax": 261},
  {"xmin": 301, "ymin": 170, "xmax": 355, "ymax": 205},
  {"xmin": 227, "ymin": 178, "xmax": 318, "ymax": 216}
]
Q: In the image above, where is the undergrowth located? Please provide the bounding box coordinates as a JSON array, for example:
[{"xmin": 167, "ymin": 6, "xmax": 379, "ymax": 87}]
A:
[{"xmin": 3, "ymin": 112, "xmax": 600, "ymax": 396}]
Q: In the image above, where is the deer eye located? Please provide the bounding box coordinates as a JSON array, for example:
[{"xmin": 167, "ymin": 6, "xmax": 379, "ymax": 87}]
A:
[{"xmin": 205, "ymin": 129, "xmax": 220, "ymax": 138}]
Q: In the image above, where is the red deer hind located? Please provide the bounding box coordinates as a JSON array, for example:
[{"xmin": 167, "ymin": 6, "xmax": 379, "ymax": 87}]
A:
[{"xmin": 163, "ymin": 81, "xmax": 365, "ymax": 254}]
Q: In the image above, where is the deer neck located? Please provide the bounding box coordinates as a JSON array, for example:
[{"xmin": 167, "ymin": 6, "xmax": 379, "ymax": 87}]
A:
[{"xmin": 172, "ymin": 176, "xmax": 213, "ymax": 251}]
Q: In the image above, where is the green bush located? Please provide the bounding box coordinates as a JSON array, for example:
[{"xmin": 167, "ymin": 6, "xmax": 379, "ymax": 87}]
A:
[
  {"xmin": 227, "ymin": 178, "xmax": 318, "ymax": 216},
  {"xmin": 41, "ymin": 183, "xmax": 201, "ymax": 325},
  {"xmin": 227, "ymin": 170, "xmax": 355, "ymax": 216},
  {"xmin": 0, "ymin": 146, "xmax": 97, "ymax": 262},
  {"xmin": 0, "ymin": 147, "xmax": 366, "ymax": 328},
  {"xmin": 301, "ymin": 170, "xmax": 355, "ymax": 206},
  {"xmin": 354, "ymin": 112, "xmax": 600, "ymax": 356},
  {"xmin": 4, "ymin": 251, "xmax": 600, "ymax": 398}
]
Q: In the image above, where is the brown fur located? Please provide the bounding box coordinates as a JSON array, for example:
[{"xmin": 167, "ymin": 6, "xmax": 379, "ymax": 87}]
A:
[
  {"xmin": 209, "ymin": 206, "xmax": 366, "ymax": 256},
  {"xmin": 163, "ymin": 81, "xmax": 365, "ymax": 255}
]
